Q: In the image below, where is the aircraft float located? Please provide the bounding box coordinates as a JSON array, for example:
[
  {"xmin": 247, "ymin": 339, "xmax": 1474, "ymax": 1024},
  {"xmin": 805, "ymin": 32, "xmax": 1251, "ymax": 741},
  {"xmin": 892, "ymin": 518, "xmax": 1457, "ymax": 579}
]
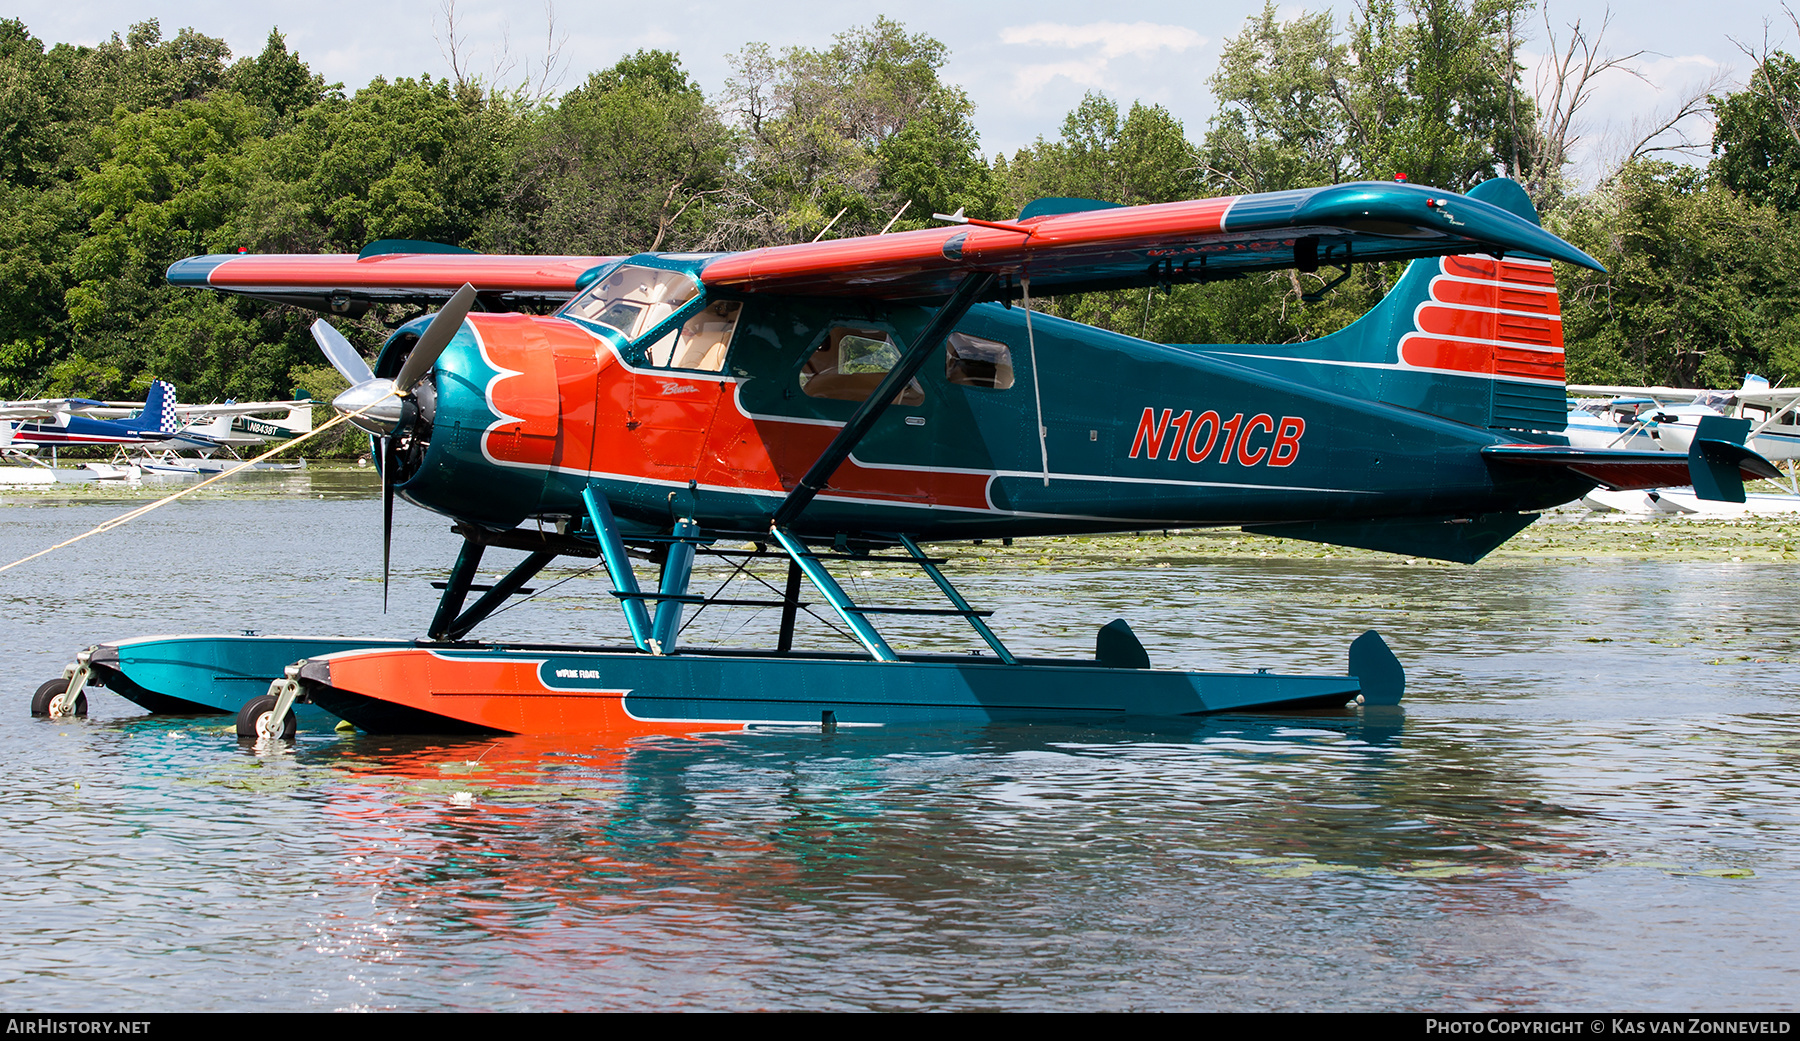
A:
[{"xmin": 32, "ymin": 178, "xmax": 1781, "ymax": 740}]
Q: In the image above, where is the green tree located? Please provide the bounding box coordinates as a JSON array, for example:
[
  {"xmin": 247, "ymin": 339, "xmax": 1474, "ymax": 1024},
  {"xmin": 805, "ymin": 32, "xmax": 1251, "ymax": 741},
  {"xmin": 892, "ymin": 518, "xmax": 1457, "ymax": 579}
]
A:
[
  {"xmin": 1711, "ymin": 51, "xmax": 1800, "ymax": 213},
  {"xmin": 1203, "ymin": 1, "xmax": 1532, "ymax": 193},
  {"xmin": 226, "ymin": 29, "xmax": 329, "ymax": 126},
  {"xmin": 724, "ymin": 18, "xmax": 996, "ymax": 244},
  {"xmin": 1204, "ymin": 4, "xmax": 1345, "ymax": 193},
  {"xmin": 62, "ymin": 92, "xmax": 267, "ymax": 394},
  {"xmin": 487, "ymin": 51, "xmax": 734, "ymax": 255},
  {"xmin": 1556, "ymin": 160, "xmax": 1800, "ymax": 387},
  {"xmin": 1000, "ymin": 94, "xmax": 1198, "ymax": 211}
]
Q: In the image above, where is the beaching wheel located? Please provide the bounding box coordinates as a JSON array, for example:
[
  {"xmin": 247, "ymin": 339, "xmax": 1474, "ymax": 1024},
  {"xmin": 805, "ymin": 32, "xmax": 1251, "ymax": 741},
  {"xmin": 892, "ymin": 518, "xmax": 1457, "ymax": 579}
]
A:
[
  {"xmin": 30, "ymin": 679, "xmax": 85, "ymax": 717},
  {"xmin": 235, "ymin": 694, "xmax": 296, "ymax": 742}
]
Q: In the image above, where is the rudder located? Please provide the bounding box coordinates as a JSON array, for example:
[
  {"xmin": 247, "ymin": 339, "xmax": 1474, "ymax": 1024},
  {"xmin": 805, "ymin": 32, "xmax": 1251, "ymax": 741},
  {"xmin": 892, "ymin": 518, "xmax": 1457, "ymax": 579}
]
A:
[{"xmin": 138, "ymin": 380, "xmax": 180, "ymax": 435}]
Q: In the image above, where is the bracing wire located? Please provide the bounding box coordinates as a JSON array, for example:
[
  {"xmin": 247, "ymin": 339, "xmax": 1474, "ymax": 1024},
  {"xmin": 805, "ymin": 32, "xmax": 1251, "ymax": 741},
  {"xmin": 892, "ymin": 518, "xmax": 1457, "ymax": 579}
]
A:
[{"xmin": 1022, "ymin": 275, "xmax": 1050, "ymax": 486}]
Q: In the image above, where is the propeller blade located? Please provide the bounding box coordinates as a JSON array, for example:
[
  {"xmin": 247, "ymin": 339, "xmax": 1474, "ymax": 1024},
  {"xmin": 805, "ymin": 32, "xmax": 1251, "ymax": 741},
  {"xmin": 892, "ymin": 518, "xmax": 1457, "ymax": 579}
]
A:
[
  {"xmin": 309, "ymin": 319, "xmax": 375, "ymax": 386},
  {"xmin": 395, "ymin": 283, "xmax": 477, "ymax": 393},
  {"xmin": 381, "ymin": 433, "xmax": 395, "ymax": 611}
]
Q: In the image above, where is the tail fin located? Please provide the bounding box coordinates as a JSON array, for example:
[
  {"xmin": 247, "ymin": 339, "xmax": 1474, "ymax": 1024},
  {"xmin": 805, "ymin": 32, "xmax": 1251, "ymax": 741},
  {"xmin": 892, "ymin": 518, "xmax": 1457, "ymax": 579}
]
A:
[
  {"xmin": 279, "ymin": 401, "xmax": 313, "ymax": 435},
  {"xmin": 139, "ymin": 380, "xmax": 180, "ymax": 434},
  {"xmin": 1208, "ymin": 177, "xmax": 1568, "ymax": 435}
]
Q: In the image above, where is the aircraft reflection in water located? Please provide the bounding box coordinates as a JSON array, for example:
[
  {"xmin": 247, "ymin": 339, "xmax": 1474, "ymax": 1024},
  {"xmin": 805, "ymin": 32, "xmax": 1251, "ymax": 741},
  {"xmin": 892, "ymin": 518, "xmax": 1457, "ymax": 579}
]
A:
[
  {"xmin": 38, "ymin": 178, "xmax": 1780, "ymax": 740},
  {"xmin": 287, "ymin": 713, "xmax": 1609, "ymax": 998}
]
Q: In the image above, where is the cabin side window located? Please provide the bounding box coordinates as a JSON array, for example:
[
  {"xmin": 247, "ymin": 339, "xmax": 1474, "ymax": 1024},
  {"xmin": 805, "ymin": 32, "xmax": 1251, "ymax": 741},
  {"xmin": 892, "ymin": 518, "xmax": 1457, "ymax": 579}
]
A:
[
  {"xmin": 945, "ymin": 332, "xmax": 1014, "ymax": 390},
  {"xmin": 641, "ymin": 300, "xmax": 742, "ymax": 372},
  {"xmin": 800, "ymin": 327, "xmax": 924, "ymax": 406}
]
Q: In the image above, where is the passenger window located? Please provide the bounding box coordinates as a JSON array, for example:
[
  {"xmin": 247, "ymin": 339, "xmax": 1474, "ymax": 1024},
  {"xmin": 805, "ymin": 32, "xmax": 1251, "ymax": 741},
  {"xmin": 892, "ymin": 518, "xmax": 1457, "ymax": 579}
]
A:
[
  {"xmin": 945, "ymin": 332, "xmax": 1014, "ymax": 389},
  {"xmin": 643, "ymin": 300, "xmax": 742, "ymax": 371},
  {"xmin": 800, "ymin": 328, "xmax": 924, "ymax": 406}
]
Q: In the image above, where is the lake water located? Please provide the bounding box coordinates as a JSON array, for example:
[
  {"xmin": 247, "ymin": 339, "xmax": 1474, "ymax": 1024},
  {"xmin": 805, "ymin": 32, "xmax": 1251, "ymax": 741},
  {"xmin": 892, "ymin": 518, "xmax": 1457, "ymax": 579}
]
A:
[{"xmin": 2, "ymin": 471, "xmax": 1797, "ymax": 1011}]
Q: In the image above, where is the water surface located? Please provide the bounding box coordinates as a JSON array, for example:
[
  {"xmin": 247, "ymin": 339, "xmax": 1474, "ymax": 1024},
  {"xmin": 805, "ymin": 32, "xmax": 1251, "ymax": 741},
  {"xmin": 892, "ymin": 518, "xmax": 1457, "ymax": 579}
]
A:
[{"xmin": 2, "ymin": 473, "xmax": 1796, "ymax": 1010}]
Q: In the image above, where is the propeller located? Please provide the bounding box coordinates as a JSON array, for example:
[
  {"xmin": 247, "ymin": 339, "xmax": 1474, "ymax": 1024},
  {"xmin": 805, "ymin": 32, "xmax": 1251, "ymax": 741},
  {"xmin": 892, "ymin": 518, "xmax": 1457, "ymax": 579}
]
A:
[
  {"xmin": 397, "ymin": 283, "xmax": 476, "ymax": 392},
  {"xmin": 309, "ymin": 283, "xmax": 478, "ymax": 608},
  {"xmin": 309, "ymin": 319, "xmax": 374, "ymax": 386}
]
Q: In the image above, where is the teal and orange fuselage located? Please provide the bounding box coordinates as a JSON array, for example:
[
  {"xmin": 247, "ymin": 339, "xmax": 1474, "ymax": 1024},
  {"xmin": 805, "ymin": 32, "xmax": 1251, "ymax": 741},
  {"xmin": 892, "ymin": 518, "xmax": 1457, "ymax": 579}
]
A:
[
  {"xmin": 88, "ymin": 176, "xmax": 1624, "ymax": 736},
  {"xmin": 390, "ymin": 253, "xmax": 1586, "ymax": 542}
]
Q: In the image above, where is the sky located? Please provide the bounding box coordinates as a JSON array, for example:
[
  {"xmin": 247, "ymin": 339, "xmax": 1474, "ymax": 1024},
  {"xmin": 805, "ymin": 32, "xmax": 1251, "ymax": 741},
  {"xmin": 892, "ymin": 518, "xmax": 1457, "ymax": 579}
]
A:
[{"xmin": 13, "ymin": 1, "xmax": 1797, "ymax": 178}]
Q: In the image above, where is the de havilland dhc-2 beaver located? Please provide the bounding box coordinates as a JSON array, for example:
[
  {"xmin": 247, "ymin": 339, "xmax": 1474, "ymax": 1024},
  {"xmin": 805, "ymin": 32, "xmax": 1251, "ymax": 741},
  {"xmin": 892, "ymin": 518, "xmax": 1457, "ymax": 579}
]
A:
[{"xmin": 33, "ymin": 177, "xmax": 1781, "ymax": 741}]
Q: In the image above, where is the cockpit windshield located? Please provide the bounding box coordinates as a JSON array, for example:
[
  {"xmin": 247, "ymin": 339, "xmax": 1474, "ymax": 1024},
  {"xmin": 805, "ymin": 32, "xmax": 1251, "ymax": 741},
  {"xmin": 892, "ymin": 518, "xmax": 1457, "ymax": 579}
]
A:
[{"xmin": 560, "ymin": 266, "xmax": 699, "ymax": 341}]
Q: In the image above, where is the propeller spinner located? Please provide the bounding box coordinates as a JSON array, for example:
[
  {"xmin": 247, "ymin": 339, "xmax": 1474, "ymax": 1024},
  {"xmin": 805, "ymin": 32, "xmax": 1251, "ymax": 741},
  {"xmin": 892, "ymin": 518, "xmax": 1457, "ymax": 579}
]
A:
[{"xmin": 309, "ymin": 283, "xmax": 477, "ymax": 607}]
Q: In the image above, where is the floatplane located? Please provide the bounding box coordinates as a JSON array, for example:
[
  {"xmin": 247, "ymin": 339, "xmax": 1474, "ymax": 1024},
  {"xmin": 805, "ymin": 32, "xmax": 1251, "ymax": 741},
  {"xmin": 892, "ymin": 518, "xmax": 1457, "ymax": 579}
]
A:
[
  {"xmin": 1566, "ymin": 376, "xmax": 1800, "ymax": 514},
  {"xmin": 34, "ymin": 178, "xmax": 1780, "ymax": 740},
  {"xmin": 1, "ymin": 382, "xmax": 313, "ymax": 479},
  {"xmin": 1569, "ymin": 375, "xmax": 1800, "ymax": 464}
]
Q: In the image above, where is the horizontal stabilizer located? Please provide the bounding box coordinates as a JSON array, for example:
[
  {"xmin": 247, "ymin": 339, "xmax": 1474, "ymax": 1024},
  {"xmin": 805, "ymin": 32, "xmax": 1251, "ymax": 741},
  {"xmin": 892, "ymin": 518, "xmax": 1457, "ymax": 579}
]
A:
[
  {"xmin": 1688, "ymin": 416, "xmax": 1771, "ymax": 503},
  {"xmin": 1243, "ymin": 512, "xmax": 1539, "ymax": 564},
  {"xmin": 1483, "ymin": 439, "xmax": 1780, "ymax": 501}
]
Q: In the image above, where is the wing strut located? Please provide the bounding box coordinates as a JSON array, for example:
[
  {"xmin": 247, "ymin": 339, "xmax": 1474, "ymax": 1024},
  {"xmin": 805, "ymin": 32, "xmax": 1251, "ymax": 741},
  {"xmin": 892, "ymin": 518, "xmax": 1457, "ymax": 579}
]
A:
[{"xmin": 771, "ymin": 271, "xmax": 996, "ymax": 528}]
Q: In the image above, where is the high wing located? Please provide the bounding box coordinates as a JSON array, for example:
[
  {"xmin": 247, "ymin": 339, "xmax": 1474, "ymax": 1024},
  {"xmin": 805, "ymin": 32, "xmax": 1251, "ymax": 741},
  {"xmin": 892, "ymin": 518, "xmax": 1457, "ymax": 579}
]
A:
[
  {"xmin": 166, "ymin": 251, "xmax": 620, "ymax": 317},
  {"xmin": 165, "ymin": 181, "xmax": 1600, "ymax": 316},
  {"xmin": 1569, "ymin": 381, "xmax": 1800, "ymax": 411},
  {"xmin": 0, "ymin": 399, "xmax": 138, "ymax": 421},
  {"xmin": 174, "ymin": 400, "xmax": 312, "ymax": 419},
  {"xmin": 699, "ymin": 180, "xmax": 1604, "ymax": 301},
  {"xmin": 1566, "ymin": 384, "xmax": 1711, "ymax": 402},
  {"xmin": 0, "ymin": 402, "xmax": 66, "ymax": 421},
  {"xmin": 1731, "ymin": 386, "xmax": 1800, "ymax": 410}
]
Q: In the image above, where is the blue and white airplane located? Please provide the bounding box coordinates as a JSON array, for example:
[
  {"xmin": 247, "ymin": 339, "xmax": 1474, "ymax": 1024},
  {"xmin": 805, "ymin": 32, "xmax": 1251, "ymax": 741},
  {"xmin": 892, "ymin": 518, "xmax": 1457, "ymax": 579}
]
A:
[{"xmin": 1, "ymin": 380, "xmax": 181, "ymax": 449}]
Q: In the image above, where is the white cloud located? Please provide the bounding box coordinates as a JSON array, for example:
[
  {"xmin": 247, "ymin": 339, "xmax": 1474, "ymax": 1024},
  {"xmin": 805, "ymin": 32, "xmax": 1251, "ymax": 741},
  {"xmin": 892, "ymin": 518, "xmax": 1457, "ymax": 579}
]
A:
[
  {"xmin": 1000, "ymin": 20, "xmax": 1206, "ymax": 58},
  {"xmin": 999, "ymin": 20, "xmax": 1206, "ymax": 99},
  {"xmin": 1010, "ymin": 58, "xmax": 1112, "ymax": 98}
]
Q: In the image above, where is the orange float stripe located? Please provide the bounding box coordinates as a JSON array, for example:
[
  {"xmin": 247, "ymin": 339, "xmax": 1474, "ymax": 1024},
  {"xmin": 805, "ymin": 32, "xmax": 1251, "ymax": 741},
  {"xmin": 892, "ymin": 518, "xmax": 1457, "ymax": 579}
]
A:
[{"xmin": 324, "ymin": 650, "xmax": 746, "ymax": 737}]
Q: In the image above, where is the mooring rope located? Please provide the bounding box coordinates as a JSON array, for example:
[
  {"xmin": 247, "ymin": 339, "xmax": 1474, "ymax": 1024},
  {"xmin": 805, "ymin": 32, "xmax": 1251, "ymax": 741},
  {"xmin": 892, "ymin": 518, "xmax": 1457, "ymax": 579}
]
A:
[{"xmin": 0, "ymin": 395, "xmax": 389, "ymax": 575}]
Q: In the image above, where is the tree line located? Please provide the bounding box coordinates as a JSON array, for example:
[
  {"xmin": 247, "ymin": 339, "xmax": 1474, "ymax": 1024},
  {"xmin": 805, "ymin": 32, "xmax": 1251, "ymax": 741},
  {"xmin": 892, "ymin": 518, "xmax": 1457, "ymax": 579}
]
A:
[{"xmin": 2, "ymin": 2, "xmax": 1797, "ymax": 415}]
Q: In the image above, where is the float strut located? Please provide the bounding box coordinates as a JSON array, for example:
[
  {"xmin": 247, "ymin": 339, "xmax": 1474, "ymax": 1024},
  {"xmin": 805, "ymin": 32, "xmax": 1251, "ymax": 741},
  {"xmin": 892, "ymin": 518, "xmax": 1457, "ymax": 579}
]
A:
[
  {"xmin": 650, "ymin": 519, "xmax": 699, "ymax": 653},
  {"xmin": 897, "ymin": 534, "xmax": 1017, "ymax": 664},
  {"xmin": 581, "ymin": 486, "xmax": 653, "ymax": 652},
  {"xmin": 769, "ymin": 526, "xmax": 897, "ymax": 661},
  {"xmin": 443, "ymin": 550, "xmax": 555, "ymax": 641},
  {"xmin": 776, "ymin": 560, "xmax": 803, "ymax": 653},
  {"xmin": 427, "ymin": 538, "xmax": 487, "ymax": 638}
]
